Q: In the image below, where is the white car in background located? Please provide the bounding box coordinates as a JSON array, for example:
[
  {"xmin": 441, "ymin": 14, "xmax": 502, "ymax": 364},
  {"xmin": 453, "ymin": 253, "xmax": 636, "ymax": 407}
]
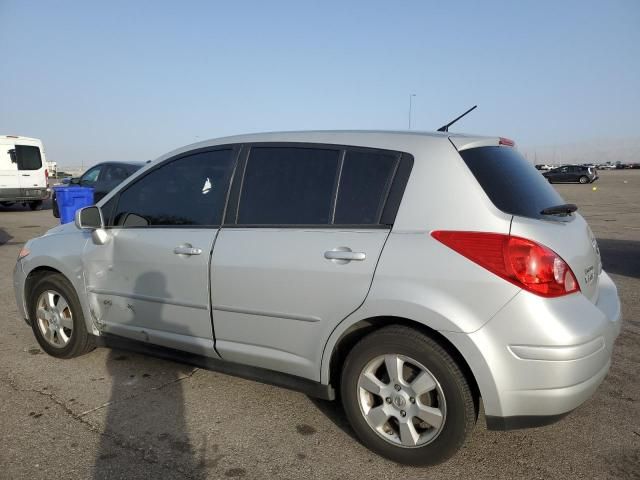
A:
[{"xmin": 0, "ymin": 135, "xmax": 50, "ymax": 210}]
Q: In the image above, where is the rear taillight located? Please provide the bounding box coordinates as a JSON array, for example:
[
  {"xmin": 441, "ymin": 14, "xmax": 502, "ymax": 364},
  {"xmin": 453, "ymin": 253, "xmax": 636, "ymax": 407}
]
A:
[
  {"xmin": 431, "ymin": 231, "xmax": 580, "ymax": 298},
  {"xmin": 45, "ymin": 169, "xmax": 49, "ymax": 181}
]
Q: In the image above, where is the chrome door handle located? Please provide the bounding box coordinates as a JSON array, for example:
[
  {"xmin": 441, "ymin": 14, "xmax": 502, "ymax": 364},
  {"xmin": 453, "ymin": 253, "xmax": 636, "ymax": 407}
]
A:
[
  {"xmin": 174, "ymin": 245, "xmax": 202, "ymax": 256},
  {"xmin": 324, "ymin": 249, "xmax": 366, "ymax": 262}
]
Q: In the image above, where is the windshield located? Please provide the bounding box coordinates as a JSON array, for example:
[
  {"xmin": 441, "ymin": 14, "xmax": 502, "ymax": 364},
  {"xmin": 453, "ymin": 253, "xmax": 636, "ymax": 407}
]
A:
[{"xmin": 459, "ymin": 146, "xmax": 565, "ymax": 219}]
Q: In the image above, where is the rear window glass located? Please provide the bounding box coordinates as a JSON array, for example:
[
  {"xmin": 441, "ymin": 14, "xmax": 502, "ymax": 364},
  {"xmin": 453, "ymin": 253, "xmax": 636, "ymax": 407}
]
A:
[
  {"xmin": 334, "ymin": 150, "xmax": 398, "ymax": 224},
  {"xmin": 238, "ymin": 147, "xmax": 339, "ymax": 225},
  {"xmin": 15, "ymin": 145, "xmax": 42, "ymax": 170},
  {"xmin": 459, "ymin": 146, "xmax": 565, "ymax": 219}
]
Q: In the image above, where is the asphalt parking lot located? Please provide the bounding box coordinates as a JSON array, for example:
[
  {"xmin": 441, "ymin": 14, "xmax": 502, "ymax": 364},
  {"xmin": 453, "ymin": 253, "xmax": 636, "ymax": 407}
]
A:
[{"xmin": 1, "ymin": 170, "xmax": 638, "ymax": 479}]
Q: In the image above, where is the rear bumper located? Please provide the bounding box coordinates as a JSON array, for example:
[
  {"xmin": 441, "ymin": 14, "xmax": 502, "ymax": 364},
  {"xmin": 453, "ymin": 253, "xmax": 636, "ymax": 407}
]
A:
[
  {"xmin": 444, "ymin": 270, "xmax": 621, "ymax": 425},
  {"xmin": 0, "ymin": 187, "xmax": 50, "ymax": 202}
]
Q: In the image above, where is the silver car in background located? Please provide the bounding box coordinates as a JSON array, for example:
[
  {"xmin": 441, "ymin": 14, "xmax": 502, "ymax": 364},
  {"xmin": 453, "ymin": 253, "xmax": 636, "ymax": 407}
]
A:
[{"xmin": 13, "ymin": 131, "xmax": 621, "ymax": 465}]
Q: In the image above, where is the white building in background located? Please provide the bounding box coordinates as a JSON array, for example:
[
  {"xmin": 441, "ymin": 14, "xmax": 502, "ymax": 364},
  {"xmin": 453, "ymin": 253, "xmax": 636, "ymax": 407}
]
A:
[{"xmin": 45, "ymin": 161, "xmax": 57, "ymax": 177}]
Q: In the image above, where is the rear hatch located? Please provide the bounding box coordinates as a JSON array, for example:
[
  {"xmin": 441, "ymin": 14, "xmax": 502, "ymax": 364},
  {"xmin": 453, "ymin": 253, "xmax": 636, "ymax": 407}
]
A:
[{"xmin": 452, "ymin": 139, "xmax": 601, "ymax": 303}]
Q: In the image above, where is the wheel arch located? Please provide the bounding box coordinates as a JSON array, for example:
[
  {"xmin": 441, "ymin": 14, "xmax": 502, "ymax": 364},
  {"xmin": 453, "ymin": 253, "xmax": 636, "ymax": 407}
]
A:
[
  {"xmin": 324, "ymin": 316, "xmax": 480, "ymax": 412},
  {"xmin": 24, "ymin": 266, "xmax": 66, "ymax": 311}
]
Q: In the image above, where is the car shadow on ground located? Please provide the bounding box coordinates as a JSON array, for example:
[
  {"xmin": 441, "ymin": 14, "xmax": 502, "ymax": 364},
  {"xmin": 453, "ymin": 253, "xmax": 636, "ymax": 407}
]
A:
[
  {"xmin": 0, "ymin": 199, "xmax": 53, "ymax": 212},
  {"xmin": 598, "ymin": 238, "xmax": 640, "ymax": 280},
  {"xmin": 93, "ymin": 271, "xmax": 207, "ymax": 479},
  {"xmin": 307, "ymin": 396, "xmax": 359, "ymax": 442},
  {"xmin": 0, "ymin": 228, "xmax": 12, "ymax": 246}
]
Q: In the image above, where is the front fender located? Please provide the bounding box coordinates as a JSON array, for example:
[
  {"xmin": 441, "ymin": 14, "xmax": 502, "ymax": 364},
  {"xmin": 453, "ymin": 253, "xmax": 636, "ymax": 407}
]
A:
[{"xmin": 21, "ymin": 231, "xmax": 96, "ymax": 335}]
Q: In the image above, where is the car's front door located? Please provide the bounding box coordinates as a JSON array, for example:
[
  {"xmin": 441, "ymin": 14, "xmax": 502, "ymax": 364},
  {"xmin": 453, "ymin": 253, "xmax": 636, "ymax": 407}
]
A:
[
  {"xmin": 210, "ymin": 145, "xmax": 411, "ymax": 380},
  {"xmin": 83, "ymin": 148, "xmax": 237, "ymax": 356}
]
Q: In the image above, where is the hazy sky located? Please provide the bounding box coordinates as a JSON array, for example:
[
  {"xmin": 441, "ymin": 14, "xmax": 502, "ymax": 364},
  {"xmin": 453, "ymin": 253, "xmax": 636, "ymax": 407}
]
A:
[{"xmin": 1, "ymin": 0, "xmax": 639, "ymax": 167}]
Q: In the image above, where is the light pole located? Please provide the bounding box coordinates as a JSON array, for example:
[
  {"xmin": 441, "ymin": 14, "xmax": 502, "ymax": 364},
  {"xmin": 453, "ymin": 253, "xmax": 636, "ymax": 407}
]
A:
[{"xmin": 408, "ymin": 94, "xmax": 416, "ymax": 129}]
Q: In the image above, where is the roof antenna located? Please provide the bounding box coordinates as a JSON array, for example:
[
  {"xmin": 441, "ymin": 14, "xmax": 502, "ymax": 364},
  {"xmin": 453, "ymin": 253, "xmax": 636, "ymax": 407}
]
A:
[{"xmin": 437, "ymin": 105, "xmax": 477, "ymax": 132}]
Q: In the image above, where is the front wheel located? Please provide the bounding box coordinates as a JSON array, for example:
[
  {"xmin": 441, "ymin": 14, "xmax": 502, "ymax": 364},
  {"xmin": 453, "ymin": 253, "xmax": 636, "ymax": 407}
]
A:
[
  {"xmin": 340, "ymin": 326, "xmax": 476, "ymax": 466},
  {"xmin": 29, "ymin": 200, "xmax": 43, "ymax": 210},
  {"xmin": 579, "ymin": 176, "xmax": 589, "ymax": 184},
  {"xmin": 28, "ymin": 273, "xmax": 95, "ymax": 358}
]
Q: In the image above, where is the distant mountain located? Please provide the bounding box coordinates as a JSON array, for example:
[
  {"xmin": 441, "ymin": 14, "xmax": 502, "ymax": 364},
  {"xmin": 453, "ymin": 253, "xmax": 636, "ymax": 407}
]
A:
[{"xmin": 521, "ymin": 137, "xmax": 640, "ymax": 165}]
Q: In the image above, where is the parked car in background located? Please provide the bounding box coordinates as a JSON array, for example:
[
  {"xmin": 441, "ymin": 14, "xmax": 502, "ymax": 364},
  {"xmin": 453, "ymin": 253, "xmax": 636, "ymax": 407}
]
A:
[
  {"xmin": 52, "ymin": 161, "xmax": 144, "ymax": 218},
  {"xmin": 14, "ymin": 131, "xmax": 620, "ymax": 465},
  {"xmin": 0, "ymin": 135, "xmax": 50, "ymax": 210},
  {"xmin": 543, "ymin": 165, "xmax": 598, "ymax": 184},
  {"xmin": 535, "ymin": 164, "xmax": 554, "ymax": 171}
]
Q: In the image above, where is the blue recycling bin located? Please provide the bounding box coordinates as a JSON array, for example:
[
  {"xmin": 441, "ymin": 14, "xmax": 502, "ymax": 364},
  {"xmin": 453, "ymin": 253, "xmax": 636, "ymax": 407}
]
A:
[{"xmin": 53, "ymin": 186, "xmax": 94, "ymax": 224}]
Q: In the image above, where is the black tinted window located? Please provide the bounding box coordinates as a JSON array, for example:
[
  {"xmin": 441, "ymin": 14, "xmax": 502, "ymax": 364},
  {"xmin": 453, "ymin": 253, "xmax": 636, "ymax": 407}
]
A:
[
  {"xmin": 460, "ymin": 146, "xmax": 565, "ymax": 219},
  {"xmin": 15, "ymin": 145, "xmax": 42, "ymax": 170},
  {"xmin": 239, "ymin": 147, "xmax": 339, "ymax": 225},
  {"xmin": 81, "ymin": 166, "xmax": 102, "ymax": 185},
  {"xmin": 335, "ymin": 150, "xmax": 397, "ymax": 224},
  {"xmin": 104, "ymin": 164, "xmax": 131, "ymax": 182},
  {"xmin": 112, "ymin": 150, "xmax": 235, "ymax": 227}
]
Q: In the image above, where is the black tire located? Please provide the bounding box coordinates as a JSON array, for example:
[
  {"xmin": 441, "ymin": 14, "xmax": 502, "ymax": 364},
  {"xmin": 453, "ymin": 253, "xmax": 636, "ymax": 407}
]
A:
[
  {"xmin": 340, "ymin": 326, "xmax": 475, "ymax": 466},
  {"xmin": 578, "ymin": 176, "xmax": 589, "ymax": 184},
  {"xmin": 52, "ymin": 195, "xmax": 60, "ymax": 218},
  {"xmin": 28, "ymin": 273, "xmax": 95, "ymax": 359},
  {"xmin": 29, "ymin": 200, "xmax": 43, "ymax": 211},
  {"xmin": 0, "ymin": 201, "xmax": 14, "ymax": 207}
]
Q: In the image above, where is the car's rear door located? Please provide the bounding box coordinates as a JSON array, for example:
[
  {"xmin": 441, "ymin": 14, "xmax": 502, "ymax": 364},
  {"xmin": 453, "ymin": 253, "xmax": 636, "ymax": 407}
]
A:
[
  {"xmin": 210, "ymin": 144, "xmax": 412, "ymax": 380},
  {"xmin": 83, "ymin": 147, "xmax": 238, "ymax": 355}
]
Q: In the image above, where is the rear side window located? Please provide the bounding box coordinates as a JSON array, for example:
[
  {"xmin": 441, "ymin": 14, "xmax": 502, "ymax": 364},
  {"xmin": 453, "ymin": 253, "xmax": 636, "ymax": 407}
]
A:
[
  {"xmin": 112, "ymin": 149, "xmax": 235, "ymax": 227},
  {"xmin": 334, "ymin": 150, "xmax": 398, "ymax": 224},
  {"xmin": 459, "ymin": 146, "xmax": 564, "ymax": 219},
  {"xmin": 15, "ymin": 145, "xmax": 42, "ymax": 170},
  {"xmin": 238, "ymin": 147, "xmax": 339, "ymax": 225}
]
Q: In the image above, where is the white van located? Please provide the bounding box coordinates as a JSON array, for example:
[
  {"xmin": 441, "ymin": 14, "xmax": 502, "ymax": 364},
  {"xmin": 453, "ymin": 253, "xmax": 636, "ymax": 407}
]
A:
[{"xmin": 0, "ymin": 135, "xmax": 50, "ymax": 210}]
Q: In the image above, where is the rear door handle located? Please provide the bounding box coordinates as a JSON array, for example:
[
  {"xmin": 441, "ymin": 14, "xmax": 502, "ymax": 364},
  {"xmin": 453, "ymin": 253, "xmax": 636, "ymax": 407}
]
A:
[
  {"xmin": 324, "ymin": 249, "xmax": 366, "ymax": 262},
  {"xmin": 174, "ymin": 245, "xmax": 202, "ymax": 256}
]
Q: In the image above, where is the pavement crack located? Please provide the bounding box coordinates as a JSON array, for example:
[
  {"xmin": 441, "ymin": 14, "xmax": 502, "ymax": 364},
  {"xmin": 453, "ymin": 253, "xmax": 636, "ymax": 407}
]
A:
[
  {"xmin": 0, "ymin": 373, "xmax": 200, "ymax": 479},
  {"xmin": 77, "ymin": 368, "xmax": 200, "ymax": 417}
]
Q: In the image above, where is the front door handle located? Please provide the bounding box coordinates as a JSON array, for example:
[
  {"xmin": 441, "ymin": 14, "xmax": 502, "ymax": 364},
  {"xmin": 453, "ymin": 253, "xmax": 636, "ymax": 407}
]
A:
[
  {"xmin": 174, "ymin": 245, "xmax": 202, "ymax": 256},
  {"xmin": 324, "ymin": 248, "xmax": 366, "ymax": 262}
]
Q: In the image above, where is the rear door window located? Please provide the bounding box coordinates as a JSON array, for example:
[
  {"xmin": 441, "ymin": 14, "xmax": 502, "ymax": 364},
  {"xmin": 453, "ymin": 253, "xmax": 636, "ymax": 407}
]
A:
[
  {"xmin": 334, "ymin": 150, "xmax": 398, "ymax": 224},
  {"xmin": 15, "ymin": 145, "xmax": 42, "ymax": 170},
  {"xmin": 238, "ymin": 147, "xmax": 340, "ymax": 225},
  {"xmin": 459, "ymin": 146, "xmax": 565, "ymax": 219}
]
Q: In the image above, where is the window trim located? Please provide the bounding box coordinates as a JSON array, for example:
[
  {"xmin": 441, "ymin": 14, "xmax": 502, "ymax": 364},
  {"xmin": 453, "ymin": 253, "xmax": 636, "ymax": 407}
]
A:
[
  {"xmin": 105, "ymin": 145, "xmax": 241, "ymax": 229},
  {"xmin": 223, "ymin": 142, "xmax": 413, "ymax": 229}
]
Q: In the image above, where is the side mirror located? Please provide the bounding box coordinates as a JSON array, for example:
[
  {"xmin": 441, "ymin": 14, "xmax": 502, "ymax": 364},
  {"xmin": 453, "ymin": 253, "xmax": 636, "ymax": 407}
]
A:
[
  {"xmin": 69, "ymin": 177, "xmax": 81, "ymax": 185},
  {"xmin": 9, "ymin": 149, "xmax": 17, "ymax": 164},
  {"xmin": 75, "ymin": 206, "xmax": 110, "ymax": 245},
  {"xmin": 75, "ymin": 206, "xmax": 103, "ymax": 229}
]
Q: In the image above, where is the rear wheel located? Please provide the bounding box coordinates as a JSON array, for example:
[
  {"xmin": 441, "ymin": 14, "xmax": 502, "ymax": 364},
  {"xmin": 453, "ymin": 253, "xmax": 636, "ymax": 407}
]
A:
[
  {"xmin": 579, "ymin": 176, "xmax": 589, "ymax": 184},
  {"xmin": 29, "ymin": 200, "xmax": 43, "ymax": 211},
  {"xmin": 340, "ymin": 325, "xmax": 475, "ymax": 466},
  {"xmin": 0, "ymin": 201, "xmax": 14, "ymax": 207},
  {"xmin": 28, "ymin": 273, "xmax": 95, "ymax": 358}
]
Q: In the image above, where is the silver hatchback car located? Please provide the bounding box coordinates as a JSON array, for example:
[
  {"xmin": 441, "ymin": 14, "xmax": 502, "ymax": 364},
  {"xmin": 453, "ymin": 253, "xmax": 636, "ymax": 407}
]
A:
[{"xmin": 13, "ymin": 131, "xmax": 621, "ymax": 465}]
